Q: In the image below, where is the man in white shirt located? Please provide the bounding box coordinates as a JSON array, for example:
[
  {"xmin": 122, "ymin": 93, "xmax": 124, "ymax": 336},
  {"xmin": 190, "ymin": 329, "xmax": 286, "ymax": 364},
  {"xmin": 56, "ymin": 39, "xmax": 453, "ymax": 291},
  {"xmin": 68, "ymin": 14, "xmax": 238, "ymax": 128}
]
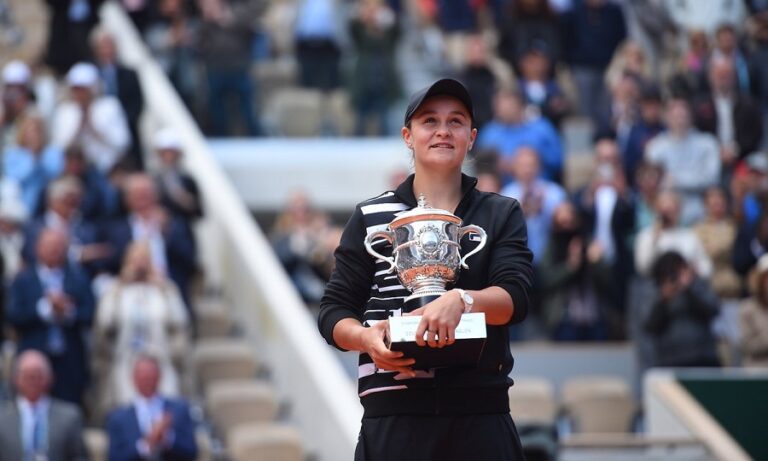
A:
[
  {"xmin": 51, "ymin": 62, "xmax": 131, "ymax": 174},
  {"xmin": 645, "ymin": 98, "xmax": 721, "ymax": 226},
  {"xmin": 0, "ymin": 349, "xmax": 86, "ymax": 461}
]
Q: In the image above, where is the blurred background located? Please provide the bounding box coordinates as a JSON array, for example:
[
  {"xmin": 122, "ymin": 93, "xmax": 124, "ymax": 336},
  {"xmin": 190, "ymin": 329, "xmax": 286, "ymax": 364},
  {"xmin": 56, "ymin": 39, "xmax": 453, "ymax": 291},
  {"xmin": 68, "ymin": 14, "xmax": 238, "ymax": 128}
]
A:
[{"xmin": 0, "ymin": 0, "xmax": 767, "ymax": 460}]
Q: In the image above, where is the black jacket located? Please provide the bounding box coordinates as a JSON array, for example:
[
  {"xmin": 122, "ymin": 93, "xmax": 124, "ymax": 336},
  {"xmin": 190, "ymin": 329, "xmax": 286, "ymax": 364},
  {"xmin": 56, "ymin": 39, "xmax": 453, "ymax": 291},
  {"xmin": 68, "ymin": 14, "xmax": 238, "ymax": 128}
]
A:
[{"xmin": 318, "ymin": 174, "xmax": 533, "ymax": 417}]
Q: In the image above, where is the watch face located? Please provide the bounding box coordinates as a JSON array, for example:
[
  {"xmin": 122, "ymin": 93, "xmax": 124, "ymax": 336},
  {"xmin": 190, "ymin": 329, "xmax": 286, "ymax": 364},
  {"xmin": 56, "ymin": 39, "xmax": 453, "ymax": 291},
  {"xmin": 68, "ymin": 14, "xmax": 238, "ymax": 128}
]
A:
[{"xmin": 463, "ymin": 292, "xmax": 473, "ymax": 305}]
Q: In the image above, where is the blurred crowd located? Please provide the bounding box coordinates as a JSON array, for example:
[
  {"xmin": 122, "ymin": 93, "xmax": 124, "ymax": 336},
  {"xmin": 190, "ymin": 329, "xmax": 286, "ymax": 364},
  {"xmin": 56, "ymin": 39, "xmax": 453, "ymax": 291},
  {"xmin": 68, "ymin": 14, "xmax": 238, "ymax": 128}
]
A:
[
  {"xmin": 1, "ymin": 0, "xmax": 768, "ymax": 456},
  {"xmin": 0, "ymin": 0, "xmax": 206, "ymax": 454}
]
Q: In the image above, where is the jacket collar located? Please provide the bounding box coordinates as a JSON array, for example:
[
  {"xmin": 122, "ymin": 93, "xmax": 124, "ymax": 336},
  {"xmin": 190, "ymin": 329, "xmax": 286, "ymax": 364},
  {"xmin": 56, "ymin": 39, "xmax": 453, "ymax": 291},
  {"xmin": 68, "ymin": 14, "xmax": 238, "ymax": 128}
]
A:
[{"xmin": 394, "ymin": 173, "xmax": 478, "ymax": 214}]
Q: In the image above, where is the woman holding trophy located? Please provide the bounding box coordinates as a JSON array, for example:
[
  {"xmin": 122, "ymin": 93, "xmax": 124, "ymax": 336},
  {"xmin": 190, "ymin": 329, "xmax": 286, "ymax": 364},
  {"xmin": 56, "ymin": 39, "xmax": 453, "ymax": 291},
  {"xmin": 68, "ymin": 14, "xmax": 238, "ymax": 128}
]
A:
[{"xmin": 318, "ymin": 78, "xmax": 533, "ymax": 460}]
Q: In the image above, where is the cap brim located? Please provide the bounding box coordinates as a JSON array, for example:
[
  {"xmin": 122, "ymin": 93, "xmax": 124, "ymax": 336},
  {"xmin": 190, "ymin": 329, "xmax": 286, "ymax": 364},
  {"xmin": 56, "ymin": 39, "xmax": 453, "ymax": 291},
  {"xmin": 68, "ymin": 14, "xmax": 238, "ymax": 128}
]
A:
[{"xmin": 404, "ymin": 78, "xmax": 475, "ymax": 126}]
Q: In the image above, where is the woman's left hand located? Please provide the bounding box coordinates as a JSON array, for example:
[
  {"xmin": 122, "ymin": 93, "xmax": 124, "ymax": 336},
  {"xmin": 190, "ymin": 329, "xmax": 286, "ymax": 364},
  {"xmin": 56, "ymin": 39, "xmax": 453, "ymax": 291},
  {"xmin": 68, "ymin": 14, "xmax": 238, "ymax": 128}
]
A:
[{"xmin": 407, "ymin": 290, "xmax": 464, "ymax": 349}]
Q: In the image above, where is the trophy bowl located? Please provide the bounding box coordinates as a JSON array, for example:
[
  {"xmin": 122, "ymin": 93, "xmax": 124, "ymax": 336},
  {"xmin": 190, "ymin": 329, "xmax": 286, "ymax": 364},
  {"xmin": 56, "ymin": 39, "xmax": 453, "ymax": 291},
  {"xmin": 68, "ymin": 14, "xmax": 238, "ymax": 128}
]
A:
[{"xmin": 364, "ymin": 197, "xmax": 487, "ymax": 311}]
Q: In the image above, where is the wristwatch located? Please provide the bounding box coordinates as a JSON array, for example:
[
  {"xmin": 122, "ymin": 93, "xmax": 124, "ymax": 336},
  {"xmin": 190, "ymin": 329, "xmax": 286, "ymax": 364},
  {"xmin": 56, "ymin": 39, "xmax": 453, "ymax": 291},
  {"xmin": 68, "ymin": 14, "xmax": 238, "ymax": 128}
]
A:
[{"xmin": 455, "ymin": 288, "xmax": 474, "ymax": 313}]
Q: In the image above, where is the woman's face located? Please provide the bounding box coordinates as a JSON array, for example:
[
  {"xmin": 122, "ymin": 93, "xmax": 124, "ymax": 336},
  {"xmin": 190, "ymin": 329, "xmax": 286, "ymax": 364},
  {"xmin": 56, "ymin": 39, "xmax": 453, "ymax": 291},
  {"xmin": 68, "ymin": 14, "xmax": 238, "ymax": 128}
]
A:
[{"xmin": 402, "ymin": 95, "xmax": 476, "ymax": 174}]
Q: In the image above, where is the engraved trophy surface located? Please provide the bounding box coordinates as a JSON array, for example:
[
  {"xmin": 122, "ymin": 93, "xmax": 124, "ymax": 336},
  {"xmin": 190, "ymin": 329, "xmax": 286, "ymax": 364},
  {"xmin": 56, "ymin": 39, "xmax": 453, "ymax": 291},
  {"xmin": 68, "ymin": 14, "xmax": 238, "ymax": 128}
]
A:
[{"xmin": 364, "ymin": 195, "xmax": 487, "ymax": 311}]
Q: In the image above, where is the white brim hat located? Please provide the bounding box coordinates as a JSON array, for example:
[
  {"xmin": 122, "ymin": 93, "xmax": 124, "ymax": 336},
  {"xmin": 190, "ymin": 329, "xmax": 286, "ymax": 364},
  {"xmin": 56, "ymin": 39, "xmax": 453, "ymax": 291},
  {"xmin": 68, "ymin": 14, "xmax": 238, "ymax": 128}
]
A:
[
  {"xmin": 2, "ymin": 60, "xmax": 31, "ymax": 86},
  {"xmin": 153, "ymin": 127, "xmax": 182, "ymax": 152},
  {"xmin": 66, "ymin": 62, "xmax": 99, "ymax": 88}
]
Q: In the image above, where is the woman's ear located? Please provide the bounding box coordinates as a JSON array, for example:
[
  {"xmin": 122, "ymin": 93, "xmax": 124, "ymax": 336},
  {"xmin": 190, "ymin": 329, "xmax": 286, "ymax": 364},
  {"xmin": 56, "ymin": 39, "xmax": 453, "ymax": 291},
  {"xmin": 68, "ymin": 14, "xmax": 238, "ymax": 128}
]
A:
[{"xmin": 401, "ymin": 126, "xmax": 413, "ymax": 149}]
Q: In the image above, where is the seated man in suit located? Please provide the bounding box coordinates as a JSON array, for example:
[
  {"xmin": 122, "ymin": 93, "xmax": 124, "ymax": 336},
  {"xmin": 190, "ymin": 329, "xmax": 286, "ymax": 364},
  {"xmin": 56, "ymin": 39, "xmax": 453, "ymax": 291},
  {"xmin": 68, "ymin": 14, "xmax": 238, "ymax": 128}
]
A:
[
  {"xmin": 22, "ymin": 176, "xmax": 111, "ymax": 277},
  {"xmin": 108, "ymin": 173, "xmax": 196, "ymax": 310},
  {"xmin": 7, "ymin": 228, "xmax": 95, "ymax": 405},
  {"xmin": 0, "ymin": 349, "xmax": 86, "ymax": 461},
  {"xmin": 106, "ymin": 355, "xmax": 198, "ymax": 461}
]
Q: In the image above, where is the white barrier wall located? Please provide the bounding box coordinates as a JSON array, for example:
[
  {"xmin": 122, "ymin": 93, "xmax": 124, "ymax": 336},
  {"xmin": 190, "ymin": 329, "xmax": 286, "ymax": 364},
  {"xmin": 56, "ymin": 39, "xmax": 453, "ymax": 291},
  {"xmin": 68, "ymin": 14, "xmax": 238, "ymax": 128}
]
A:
[{"xmin": 99, "ymin": 3, "xmax": 362, "ymax": 459}]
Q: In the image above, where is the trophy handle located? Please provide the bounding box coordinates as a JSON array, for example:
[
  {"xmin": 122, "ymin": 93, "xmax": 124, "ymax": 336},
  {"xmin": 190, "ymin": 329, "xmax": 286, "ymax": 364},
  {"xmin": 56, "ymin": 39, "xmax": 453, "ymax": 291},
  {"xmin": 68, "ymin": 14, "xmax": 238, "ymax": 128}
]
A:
[
  {"xmin": 364, "ymin": 229, "xmax": 397, "ymax": 273},
  {"xmin": 458, "ymin": 224, "xmax": 487, "ymax": 269}
]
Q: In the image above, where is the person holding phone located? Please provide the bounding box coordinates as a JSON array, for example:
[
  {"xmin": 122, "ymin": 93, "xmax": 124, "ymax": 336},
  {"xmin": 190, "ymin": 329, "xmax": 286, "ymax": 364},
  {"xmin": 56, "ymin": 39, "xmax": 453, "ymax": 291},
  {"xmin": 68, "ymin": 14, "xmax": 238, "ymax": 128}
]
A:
[{"xmin": 318, "ymin": 79, "xmax": 533, "ymax": 460}]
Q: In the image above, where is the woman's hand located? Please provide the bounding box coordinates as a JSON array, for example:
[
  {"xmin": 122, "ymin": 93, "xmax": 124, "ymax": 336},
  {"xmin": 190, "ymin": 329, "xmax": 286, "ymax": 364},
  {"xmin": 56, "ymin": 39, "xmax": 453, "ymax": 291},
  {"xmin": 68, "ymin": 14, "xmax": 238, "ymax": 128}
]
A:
[
  {"xmin": 408, "ymin": 290, "xmax": 464, "ymax": 349},
  {"xmin": 360, "ymin": 320, "xmax": 416, "ymax": 376}
]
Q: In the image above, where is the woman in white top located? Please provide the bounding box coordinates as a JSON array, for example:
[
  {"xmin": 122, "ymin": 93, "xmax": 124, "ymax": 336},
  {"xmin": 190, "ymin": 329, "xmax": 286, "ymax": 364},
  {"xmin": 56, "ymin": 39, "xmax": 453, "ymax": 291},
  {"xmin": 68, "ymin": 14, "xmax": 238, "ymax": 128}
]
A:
[{"xmin": 93, "ymin": 240, "xmax": 189, "ymax": 414}]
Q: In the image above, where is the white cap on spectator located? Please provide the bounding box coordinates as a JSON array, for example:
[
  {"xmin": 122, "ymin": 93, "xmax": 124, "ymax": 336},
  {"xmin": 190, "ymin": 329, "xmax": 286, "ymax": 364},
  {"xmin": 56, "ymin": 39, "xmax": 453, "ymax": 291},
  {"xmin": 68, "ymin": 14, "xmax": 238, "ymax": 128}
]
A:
[
  {"xmin": 2, "ymin": 60, "xmax": 31, "ymax": 86},
  {"xmin": 153, "ymin": 127, "xmax": 182, "ymax": 151},
  {"xmin": 66, "ymin": 62, "xmax": 99, "ymax": 88}
]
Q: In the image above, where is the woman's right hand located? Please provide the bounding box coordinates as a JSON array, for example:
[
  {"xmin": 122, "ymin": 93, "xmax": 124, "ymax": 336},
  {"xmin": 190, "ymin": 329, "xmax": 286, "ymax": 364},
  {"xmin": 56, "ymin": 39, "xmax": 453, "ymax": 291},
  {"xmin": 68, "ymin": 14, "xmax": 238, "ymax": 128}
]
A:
[{"xmin": 360, "ymin": 320, "xmax": 416, "ymax": 376}]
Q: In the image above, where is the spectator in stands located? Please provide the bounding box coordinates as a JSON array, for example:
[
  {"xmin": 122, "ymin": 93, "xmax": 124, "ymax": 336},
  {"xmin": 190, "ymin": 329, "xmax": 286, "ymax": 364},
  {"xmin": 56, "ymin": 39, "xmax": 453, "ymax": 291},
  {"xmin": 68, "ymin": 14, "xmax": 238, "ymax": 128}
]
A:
[
  {"xmin": 500, "ymin": 146, "xmax": 566, "ymax": 263},
  {"xmin": 0, "ymin": 60, "xmax": 35, "ymax": 152},
  {"xmin": 560, "ymin": 0, "xmax": 627, "ymax": 125},
  {"xmin": 645, "ymin": 98, "xmax": 721, "ymax": 226},
  {"xmin": 106, "ymin": 355, "xmax": 198, "ymax": 461},
  {"xmin": 7, "ymin": 229, "xmax": 95, "ymax": 405},
  {"xmin": 538, "ymin": 202, "xmax": 610, "ymax": 341},
  {"xmin": 272, "ymin": 190, "xmax": 338, "ymax": 304},
  {"xmin": 107, "ymin": 173, "xmax": 196, "ymax": 310},
  {"xmin": 0, "ymin": 193, "xmax": 27, "ymax": 284},
  {"xmin": 3, "ymin": 115, "xmax": 64, "ymax": 216},
  {"xmin": 152, "ymin": 128, "xmax": 203, "ymax": 224},
  {"xmin": 457, "ymin": 34, "xmax": 500, "ymax": 130},
  {"xmin": 663, "ymin": 0, "xmax": 747, "ymax": 37},
  {"xmin": 635, "ymin": 190, "xmax": 713, "ymax": 278},
  {"xmin": 197, "ymin": 0, "xmax": 263, "ymax": 137},
  {"xmin": 432, "ymin": 0, "xmax": 483, "ymax": 69},
  {"xmin": 645, "ymin": 250, "xmax": 721, "ymax": 367},
  {"xmin": 712, "ymin": 23, "xmax": 752, "ymax": 94},
  {"xmin": 633, "ymin": 162, "xmax": 664, "ymax": 233},
  {"xmin": 477, "ymin": 88, "xmax": 563, "ymax": 184},
  {"xmin": 474, "ymin": 151, "xmax": 502, "ymax": 194},
  {"xmin": 671, "ymin": 29, "xmax": 710, "ymax": 98},
  {"xmin": 497, "ymin": 0, "xmax": 562, "ymax": 72},
  {"xmin": 623, "ymin": 84, "xmax": 665, "ymax": 185},
  {"xmin": 294, "ymin": 0, "xmax": 342, "ymax": 91},
  {"xmin": 573, "ymin": 138, "xmax": 635, "ymax": 335},
  {"xmin": 91, "ymin": 26, "xmax": 146, "ymax": 170},
  {"xmin": 21, "ymin": 177, "xmax": 110, "ymax": 277},
  {"xmin": 604, "ymin": 41, "xmax": 653, "ymax": 91},
  {"xmin": 0, "ymin": 191, "xmax": 26, "ymax": 348},
  {"xmin": 516, "ymin": 41, "xmax": 570, "ymax": 128},
  {"xmin": 693, "ymin": 187, "xmax": 743, "ymax": 299},
  {"xmin": 733, "ymin": 210, "xmax": 768, "ymax": 277},
  {"xmin": 740, "ymin": 253, "xmax": 768, "ymax": 366},
  {"xmin": 349, "ymin": 0, "xmax": 401, "ymax": 136},
  {"xmin": 43, "ymin": 0, "xmax": 104, "ymax": 76},
  {"xmin": 51, "ymin": 62, "xmax": 132, "ymax": 174},
  {"xmin": 62, "ymin": 145, "xmax": 120, "ymax": 222},
  {"xmin": 0, "ymin": 350, "xmax": 86, "ymax": 460},
  {"xmin": 94, "ymin": 241, "xmax": 189, "ymax": 412},
  {"xmin": 597, "ymin": 70, "xmax": 640, "ymax": 155},
  {"xmin": 144, "ymin": 0, "xmax": 199, "ymax": 113},
  {"xmin": 691, "ymin": 55, "xmax": 763, "ymax": 170}
]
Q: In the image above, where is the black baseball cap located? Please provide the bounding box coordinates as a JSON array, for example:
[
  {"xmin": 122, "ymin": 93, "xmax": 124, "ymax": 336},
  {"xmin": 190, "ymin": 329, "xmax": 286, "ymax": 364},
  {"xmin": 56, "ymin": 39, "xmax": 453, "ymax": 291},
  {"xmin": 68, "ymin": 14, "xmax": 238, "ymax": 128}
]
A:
[{"xmin": 403, "ymin": 78, "xmax": 475, "ymax": 126}]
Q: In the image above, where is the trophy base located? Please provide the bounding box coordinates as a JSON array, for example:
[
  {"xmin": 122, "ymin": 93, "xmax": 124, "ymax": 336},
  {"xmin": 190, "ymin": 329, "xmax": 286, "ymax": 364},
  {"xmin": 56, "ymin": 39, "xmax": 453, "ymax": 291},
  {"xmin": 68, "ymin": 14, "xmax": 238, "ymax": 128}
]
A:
[{"xmin": 403, "ymin": 292, "xmax": 442, "ymax": 313}]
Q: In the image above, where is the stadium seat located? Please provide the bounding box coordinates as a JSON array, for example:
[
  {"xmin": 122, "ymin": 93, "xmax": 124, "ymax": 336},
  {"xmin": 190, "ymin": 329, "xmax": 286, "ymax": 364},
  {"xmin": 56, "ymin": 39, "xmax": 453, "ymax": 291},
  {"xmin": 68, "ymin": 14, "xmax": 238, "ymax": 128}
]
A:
[
  {"xmin": 192, "ymin": 339, "xmax": 261, "ymax": 390},
  {"xmin": 206, "ymin": 379, "xmax": 279, "ymax": 436},
  {"xmin": 228, "ymin": 423, "xmax": 303, "ymax": 461},
  {"xmin": 264, "ymin": 88, "xmax": 323, "ymax": 137},
  {"xmin": 194, "ymin": 300, "xmax": 234, "ymax": 338},
  {"xmin": 508, "ymin": 377, "xmax": 558, "ymax": 425},
  {"xmin": 561, "ymin": 376, "xmax": 637, "ymax": 434}
]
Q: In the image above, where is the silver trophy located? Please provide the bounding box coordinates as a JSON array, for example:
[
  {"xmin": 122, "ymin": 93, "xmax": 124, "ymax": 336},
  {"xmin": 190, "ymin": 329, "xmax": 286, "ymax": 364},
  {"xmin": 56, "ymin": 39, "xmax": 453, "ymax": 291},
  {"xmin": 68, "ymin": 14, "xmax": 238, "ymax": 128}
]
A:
[{"xmin": 364, "ymin": 195, "xmax": 487, "ymax": 311}]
